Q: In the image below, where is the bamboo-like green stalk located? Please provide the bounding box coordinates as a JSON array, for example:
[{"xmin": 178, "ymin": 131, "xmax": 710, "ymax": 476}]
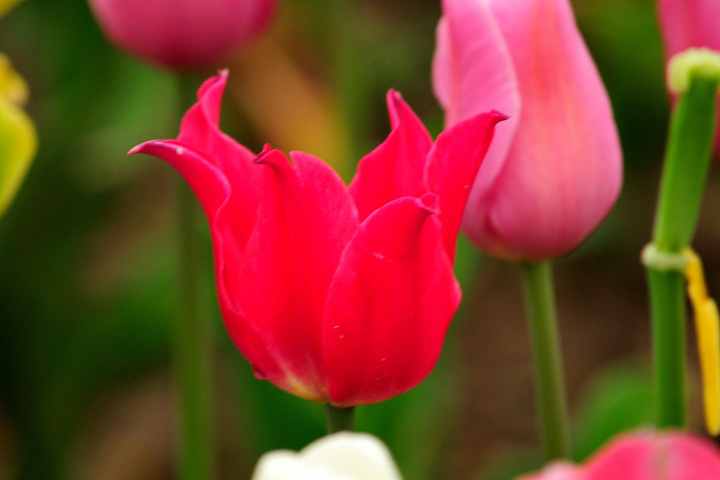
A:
[
  {"xmin": 647, "ymin": 269, "xmax": 688, "ymax": 428},
  {"xmin": 645, "ymin": 49, "xmax": 720, "ymax": 429}
]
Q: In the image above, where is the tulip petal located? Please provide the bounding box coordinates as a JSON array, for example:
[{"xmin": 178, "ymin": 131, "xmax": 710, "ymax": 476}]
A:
[
  {"xmin": 88, "ymin": 0, "xmax": 278, "ymax": 68},
  {"xmin": 462, "ymin": 0, "xmax": 622, "ymax": 260},
  {"xmin": 129, "ymin": 74, "xmax": 271, "ymax": 373},
  {"xmin": 349, "ymin": 90, "xmax": 432, "ymax": 222},
  {"xmin": 227, "ymin": 148, "xmax": 358, "ymax": 401},
  {"xmin": 658, "ymin": 0, "xmax": 720, "ymax": 154},
  {"xmin": 128, "ymin": 140, "xmax": 248, "ymax": 319},
  {"xmin": 424, "ymin": 110, "xmax": 504, "ymax": 261},
  {"xmin": 584, "ymin": 431, "xmax": 720, "ymax": 479},
  {"xmin": 517, "ymin": 464, "xmax": 581, "ymax": 480},
  {"xmin": 433, "ymin": 0, "xmax": 520, "ymax": 211},
  {"xmin": 251, "ymin": 432, "xmax": 403, "ymax": 480},
  {"xmin": 130, "ymin": 140, "xmax": 231, "ymax": 221},
  {"xmin": 323, "ymin": 194, "xmax": 459, "ymax": 406},
  {"xmin": 129, "ymin": 140, "xmax": 266, "ymax": 378},
  {"xmin": 520, "ymin": 431, "xmax": 720, "ymax": 479},
  {"xmin": 658, "ymin": 0, "xmax": 720, "ymax": 57},
  {"xmin": 177, "ymin": 72, "xmax": 263, "ymax": 241},
  {"xmin": 133, "ymin": 72, "xmax": 263, "ymax": 250}
]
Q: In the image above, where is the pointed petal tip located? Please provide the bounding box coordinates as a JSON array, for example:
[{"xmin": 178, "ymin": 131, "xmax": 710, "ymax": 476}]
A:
[
  {"xmin": 489, "ymin": 109, "xmax": 510, "ymax": 123},
  {"xmin": 387, "ymin": 88, "xmax": 403, "ymax": 102},
  {"xmin": 127, "ymin": 144, "xmax": 143, "ymax": 156},
  {"xmin": 253, "ymin": 145, "xmax": 293, "ymax": 171},
  {"xmin": 252, "ymin": 143, "xmax": 274, "ymax": 164},
  {"xmin": 128, "ymin": 140, "xmax": 188, "ymax": 158},
  {"xmin": 127, "ymin": 140, "xmax": 163, "ymax": 156},
  {"xmin": 386, "ymin": 89, "xmax": 407, "ymax": 127},
  {"xmin": 192, "ymin": 69, "xmax": 230, "ymax": 107}
]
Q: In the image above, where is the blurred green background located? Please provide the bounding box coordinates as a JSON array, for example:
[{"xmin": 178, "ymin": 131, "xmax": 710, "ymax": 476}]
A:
[{"xmin": 0, "ymin": 0, "xmax": 715, "ymax": 478}]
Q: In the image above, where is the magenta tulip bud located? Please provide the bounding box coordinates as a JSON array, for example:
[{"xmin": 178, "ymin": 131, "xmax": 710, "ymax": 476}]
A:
[
  {"xmin": 131, "ymin": 71, "xmax": 503, "ymax": 406},
  {"xmin": 518, "ymin": 430, "xmax": 720, "ymax": 479},
  {"xmin": 658, "ymin": 0, "xmax": 720, "ymax": 58},
  {"xmin": 87, "ymin": 0, "xmax": 278, "ymax": 69},
  {"xmin": 433, "ymin": 0, "xmax": 623, "ymax": 261},
  {"xmin": 658, "ymin": 0, "xmax": 720, "ymax": 153}
]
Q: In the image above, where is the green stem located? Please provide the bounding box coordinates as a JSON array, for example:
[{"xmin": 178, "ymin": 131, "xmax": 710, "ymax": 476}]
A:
[
  {"xmin": 174, "ymin": 75, "xmax": 215, "ymax": 480},
  {"xmin": 648, "ymin": 269, "xmax": 687, "ymax": 428},
  {"xmin": 652, "ymin": 71, "xmax": 718, "ymax": 251},
  {"xmin": 325, "ymin": 405, "xmax": 355, "ymax": 434},
  {"xmin": 520, "ymin": 261, "xmax": 570, "ymax": 461},
  {"xmin": 646, "ymin": 51, "xmax": 720, "ymax": 429},
  {"xmin": 325, "ymin": 0, "xmax": 368, "ymax": 166},
  {"xmin": 175, "ymin": 180, "xmax": 215, "ymax": 480}
]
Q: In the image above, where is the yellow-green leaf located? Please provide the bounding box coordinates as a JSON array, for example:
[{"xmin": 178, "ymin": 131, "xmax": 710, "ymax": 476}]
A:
[{"xmin": 0, "ymin": 54, "xmax": 36, "ymax": 218}]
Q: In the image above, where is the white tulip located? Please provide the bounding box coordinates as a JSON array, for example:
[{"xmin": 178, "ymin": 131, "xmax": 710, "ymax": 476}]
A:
[{"xmin": 251, "ymin": 432, "xmax": 403, "ymax": 480}]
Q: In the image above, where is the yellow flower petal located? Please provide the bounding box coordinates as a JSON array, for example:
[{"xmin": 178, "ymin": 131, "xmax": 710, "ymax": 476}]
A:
[{"xmin": 684, "ymin": 248, "xmax": 720, "ymax": 436}]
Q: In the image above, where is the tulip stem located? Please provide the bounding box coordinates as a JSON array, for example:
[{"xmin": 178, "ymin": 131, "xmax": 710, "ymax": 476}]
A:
[
  {"xmin": 325, "ymin": 405, "xmax": 355, "ymax": 433},
  {"xmin": 520, "ymin": 260, "xmax": 571, "ymax": 461},
  {"xmin": 174, "ymin": 76, "xmax": 215, "ymax": 480},
  {"xmin": 647, "ymin": 267, "xmax": 688, "ymax": 428},
  {"xmin": 645, "ymin": 49, "xmax": 720, "ymax": 430}
]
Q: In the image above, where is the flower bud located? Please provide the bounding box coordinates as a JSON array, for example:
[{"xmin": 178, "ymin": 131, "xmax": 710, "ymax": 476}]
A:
[
  {"xmin": 518, "ymin": 430, "xmax": 720, "ymax": 479},
  {"xmin": 433, "ymin": 0, "xmax": 622, "ymax": 261},
  {"xmin": 251, "ymin": 432, "xmax": 403, "ymax": 480},
  {"xmin": 87, "ymin": 0, "xmax": 278, "ymax": 69},
  {"xmin": 658, "ymin": 0, "xmax": 720, "ymax": 153}
]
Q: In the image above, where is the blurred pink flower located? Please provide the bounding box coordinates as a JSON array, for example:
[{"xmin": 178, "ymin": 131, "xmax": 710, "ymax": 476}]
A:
[
  {"xmin": 433, "ymin": 0, "xmax": 622, "ymax": 261},
  {"xmin": 131, "ymin": 71, "xmax": 503, "ymax": 406},
  {"xmin": 87, "ymin": 0, "xmax": 278, "ymax": 69},
  {"xmin": 658, "ymin": 0, "xmax": 720, "ymax": 57},
  {"xmin": 658, "ymin": 0, "xmax": 720, "ymax": 153},
  {"xmin": 519, "ymin": 430, "xmax": 720, "ymax": 479}
]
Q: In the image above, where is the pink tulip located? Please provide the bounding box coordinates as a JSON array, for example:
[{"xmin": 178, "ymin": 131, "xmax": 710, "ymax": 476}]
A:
[
  {"xmin": 130, "ymin": 71, "xmax": 503, "ymax": 406},
  {"xmin": 658, "ymin": 0, "xmax": 720, "ymax": 153},
  {"xmin": 658, "ymin": 0, "xmax": 720, "ymax": 58},
  {"xmin": 518, "ymin": 430, "xmax": 720, "ymax": 479},
  {"xmin": 87, "ymin": 0, "xmax": 278, "ymax": 69},
  {"xmin": 433, "ymin": 0, "xmax": 622, "ymax": 261}
]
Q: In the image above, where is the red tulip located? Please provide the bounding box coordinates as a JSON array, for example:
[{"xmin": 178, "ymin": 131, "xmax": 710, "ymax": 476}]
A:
[
  {"xmin": 131, "ymin": 71, "xmax": 503, "ymax": 406},
  {"xmin": 433, "ymin": 0, "xmax": 622, "ymax": 261},
  {"xmin": 519, "ymin": 430, "xmax": 720, "ymax": 479},
  {"xmin": 87, "ymin": 0, "xmax": 278, "ymax": 69}
]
